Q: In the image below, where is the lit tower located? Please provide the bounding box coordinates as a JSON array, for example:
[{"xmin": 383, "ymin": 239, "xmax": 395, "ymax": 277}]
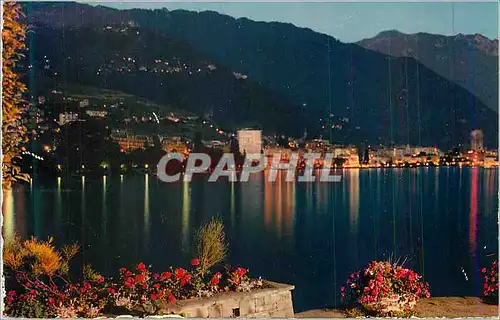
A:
[{"xmin": 471, "ymin": 130, "xmax": 484, "ymax": 152}]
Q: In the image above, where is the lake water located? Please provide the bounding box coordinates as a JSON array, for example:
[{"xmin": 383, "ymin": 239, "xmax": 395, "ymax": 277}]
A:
[{"xmin": 3, "ymin": 168, "xmax": 498, "ymax": 312}]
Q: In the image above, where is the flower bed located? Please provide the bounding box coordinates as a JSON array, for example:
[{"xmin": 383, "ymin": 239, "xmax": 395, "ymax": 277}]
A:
[
  {"xmin": 482, "ymin": 260, "xmax": 498, "ymax": 305},
  {"xmin": 340, "ymin": 261, "xmax": 430, "ymax": 317},
  {"xmin": 4, "ymin": 247, "xmax": 272, "ymax": 318},
  {"xmin": 3, "ymin": 220, "xmax": 293, "ymax": 318}
]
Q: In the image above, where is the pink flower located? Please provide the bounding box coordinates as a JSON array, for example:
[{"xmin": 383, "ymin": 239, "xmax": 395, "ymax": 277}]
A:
[
  {"xmin": 136, "ymin": 262, "xmax": 147, "ymax": 272},
  {"xmin": 153, "ymin": 273, "xmax": 159, "ymax": 279},
  {"xmin": 107, "ymin": 288, "xmax": 116, "ymax": 294},
  {"xmin": 482, "ymin": 268, "xmax": 487, "ymax": 273}
]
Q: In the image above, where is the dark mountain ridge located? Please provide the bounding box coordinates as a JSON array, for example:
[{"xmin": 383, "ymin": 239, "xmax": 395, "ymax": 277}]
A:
[
  {"xmin": 357, "ymin": 30, "xmax": 498, "ymax": 112},
  {"xmin": 22, "ymin": 2, "xmax": 498, "ymax": 149}
]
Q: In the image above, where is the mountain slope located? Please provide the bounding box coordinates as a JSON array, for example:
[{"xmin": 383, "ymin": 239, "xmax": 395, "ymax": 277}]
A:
[
  {"xmin": 23, "ymin": 2, "xmax": 498, "ymax": 149},
  {"xmin": 24, "ymin": 25, "xmax": 306, "ymax": 136},
  {"xmin": 357, "ymin": 30, "xmax": 498, "ymax": 112}
]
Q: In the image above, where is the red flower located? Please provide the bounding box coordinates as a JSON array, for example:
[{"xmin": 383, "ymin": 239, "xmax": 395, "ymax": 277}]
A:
[
  {"xmin": 180, "ymin": 274, "xmax": 192, "ymax": 286},
  {"xmin": 161, "ymin": 272, "xmax": 172, "ymax": 280},
  {"xmin": 125, "ymin": 277, "xmax": 135, "ymax": 288},
  {"xmin": 119, "ymin": 268, "xmax": 127, "ymax": 274},
  {"xmin": 107, "ymin": 288, "xmax": 116, "ymax": 294},
  {"xmin": 136, "ymin": 262, "xmax": 147, "ymax": 272},
  {"xmin": 97, "ymin": 276, "xmax": 105, "ymax": 283},
  {"xmin": 482, "ymin": 268, "xmax": 487, "ymax": 273},
  {"xmin": 29, "ymin": 290, "xmax": 36, "ymax": 296},
  {"xmin": 168, "ymin": 294, "xmax": 176, "ymax": 303},
  {"xmin": 80, "ymin": 287, "xmax": 87, "ymax": 294},
  {"xmin": 150, "ymin": 293, "xmax": 158, "ymax": 301},
  {"xmin": 135, "ymin": 274, "xmax": 147, "ymax": 283},
  {"xmin": 175, "ymin": 268, "xmax": 187, "ymax": 279},
  {"xmin": 153, "ymin": 273, "xmax": 159, "ymax": 279},
  {"xmin": 235, "ymin": 267, "xmax": 247, "ymax": 277},
  {"xmin": 211, "ymin": 276, "xmax": 220, "ymax": 286},
  {"xmin": 191, "ymin": 258, "xmax": 200, "ymax": 266},
  {"xmin": 153, "ymin": 284, "xmax": 161, "ymax": 289}
]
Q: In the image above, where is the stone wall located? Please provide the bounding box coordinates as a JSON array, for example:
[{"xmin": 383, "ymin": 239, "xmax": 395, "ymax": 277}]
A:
[{"xmin": 157, "ymin": 281, "xmax": 294, "ymax": 318}]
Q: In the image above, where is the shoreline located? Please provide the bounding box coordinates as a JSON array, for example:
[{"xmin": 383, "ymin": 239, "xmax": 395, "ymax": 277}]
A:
[{"xmin": 295, "ymin": 297, "xmax": 499, "ymax": 318}]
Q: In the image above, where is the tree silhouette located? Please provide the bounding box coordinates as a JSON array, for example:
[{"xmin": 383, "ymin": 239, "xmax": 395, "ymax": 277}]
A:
[{"xmin": 2, "ymin": 2, "xmax": 29, "ymax": 188}]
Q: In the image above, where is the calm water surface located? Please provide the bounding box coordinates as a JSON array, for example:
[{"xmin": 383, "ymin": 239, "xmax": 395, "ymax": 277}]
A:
[{"xmin": 3, "ymin": 168, "xmax": 498, "ymax": 312}]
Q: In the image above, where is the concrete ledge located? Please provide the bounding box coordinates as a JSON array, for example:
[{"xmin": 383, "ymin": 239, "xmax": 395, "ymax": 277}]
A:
[{"xmin": 158, "ymin": 281, "xmax": 295, "ymax": 318}]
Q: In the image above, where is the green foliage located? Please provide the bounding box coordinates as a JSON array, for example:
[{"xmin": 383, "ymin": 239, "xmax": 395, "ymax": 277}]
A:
[
  {"xmin": 2, "ymin": 1, "xmax": 29, "ymax": 188},
  {"xmin": 9, "ymin": 298, "xmax": 50, "ymax": 318},
  {"xmin": 195, "ymin": 218, "xmax": 228, "ymax": 275},
  {"xmin": 83, "ymin": 264, "xmax": 102, "ymax": 282}
]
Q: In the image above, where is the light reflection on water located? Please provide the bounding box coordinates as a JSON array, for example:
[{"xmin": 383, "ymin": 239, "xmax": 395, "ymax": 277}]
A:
[{"xmin": 2, "ymin": 168, "xmax": 498, "ymax": 312}]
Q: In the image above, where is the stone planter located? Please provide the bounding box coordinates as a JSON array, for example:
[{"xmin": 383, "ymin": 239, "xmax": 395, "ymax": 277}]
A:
[
  {"xmin": 156, "ymin": 281, "xmax": 295, "ymax": 318},
  {"xmin": 363, "ymin": 294, "xmax": 416, "ymax": 314}
]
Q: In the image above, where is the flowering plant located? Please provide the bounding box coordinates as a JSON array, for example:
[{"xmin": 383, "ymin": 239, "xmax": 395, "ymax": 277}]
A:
[
  {"xmin": 340, "ymin": 261, "xmax": 430, "ymax": 316},
  {"xmin": 3, "ymin": 236, "xmax": 112, "ymax": 318},
  {"xmin": 4, "ymin": 222, "xmax": 269, "ymax": 318},
  {"xmin": 4, "ymin": 267, "xmax": 111, "ymax": 318},
  {"xmin": 482, "ymin": 260, "xmax": 498, "ymax": 304},
  {"xmin": 107, "ymin": 262, "xmax": 177, "ymax": 314}
]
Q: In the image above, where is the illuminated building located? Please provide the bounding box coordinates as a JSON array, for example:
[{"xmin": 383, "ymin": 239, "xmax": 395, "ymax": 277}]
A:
[
  {"xmin": 85, "ymin": 110, "xmax": 108, "ymax": 118},
  {"xmin": 58, "ymin": 112, "xmax": 79, "ymax": 125},
  {"xmin": 237, "ymin": 129, "xmax": 262, "ymax": 154},
  {"xmin": 471, "ymin": 130, "xmax": 484, "ymax": 151}
]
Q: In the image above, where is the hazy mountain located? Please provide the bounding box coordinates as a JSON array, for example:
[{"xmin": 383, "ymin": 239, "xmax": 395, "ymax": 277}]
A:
[
  {"xmin": 357, "ymin": 30, "xmax": 498, "ymax": 112},
  {"xmin": 22, "ymin": 2, "xmax": 498, "ymax": 149}
]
